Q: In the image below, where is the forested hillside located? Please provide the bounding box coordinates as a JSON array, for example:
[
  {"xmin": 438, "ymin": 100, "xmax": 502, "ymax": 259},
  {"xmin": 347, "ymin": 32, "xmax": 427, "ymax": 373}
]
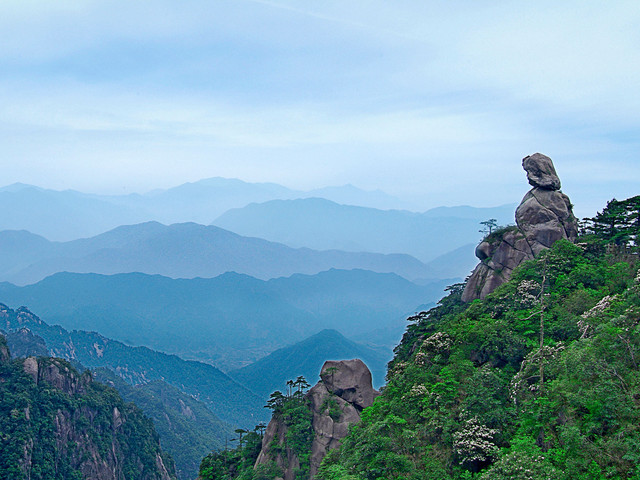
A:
[
  {"xmin": 317, "ymin": 196, "xmax": 640, "ymax": 479},
  {"xmin": 202, "ymin": 195, "xmax": 640, "ymax": 479},
  {"xmin": 0, "ymin": 335, "xmax": 176, "ymax": 480},
  {"xmin": 0, "ymin": 305, "xmax": 264, "ymax": 428}
]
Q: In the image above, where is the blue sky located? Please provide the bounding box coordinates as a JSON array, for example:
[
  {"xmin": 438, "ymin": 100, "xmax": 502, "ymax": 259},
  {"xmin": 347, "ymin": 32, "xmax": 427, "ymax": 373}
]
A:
[{"xmin": 1, "ymin": 0, "xmax": 639, "ymax": 217}]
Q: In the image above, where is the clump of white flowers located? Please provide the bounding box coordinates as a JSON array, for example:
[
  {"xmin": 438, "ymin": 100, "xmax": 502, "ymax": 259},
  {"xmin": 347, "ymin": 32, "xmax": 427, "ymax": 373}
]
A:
[
  {"xmin": 516, "ymin": 280, "xmax": 541, "ymax": 308},
  {"xmin": 452, "ymin": 416, "xmax": 499, "ymax": 464},
  {"xmin": 581, "ymin": 295, "xmax": 617, "ymax": 319},
  {"xmin": 407, "ymin": 384, "xmax": 429, "ymax": 397},
  {"xmin": 421, "ymin": 331, "xmax": 453, "ymax": 353},
  {"xmin": 509, "ymin": 344, "xmax": 565, "ymax": 404}
]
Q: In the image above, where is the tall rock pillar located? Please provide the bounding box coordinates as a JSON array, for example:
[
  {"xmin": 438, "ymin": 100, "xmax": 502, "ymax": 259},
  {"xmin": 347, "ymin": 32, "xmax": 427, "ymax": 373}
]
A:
[{"xmin": 461, "ymin": 153, "xmax": 578, "ymax": 302}]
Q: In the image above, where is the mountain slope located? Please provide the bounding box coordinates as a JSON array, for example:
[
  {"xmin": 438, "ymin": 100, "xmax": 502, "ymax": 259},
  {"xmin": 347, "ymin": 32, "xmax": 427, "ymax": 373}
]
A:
[
  {"xmin": 0, "ymin": 304, "xmax": 265, "ymax": 429},
  {"xmin": 94, "ymin": 369, "xmax": 234, "ymax": 480},
  {"xmin": 230, "ymin": 329, "xmax": 390, "ymax": 399},
  {"xmin": 213, "ymin": 198, "xmax": 515, "ymax": 263},
  {"xmin": 0, "ymin": 334, "xmax": 177, "ymax": 480},
  {"xmin": 317, "ymin": 239, "xmax": 640, "ymax": 479},
  {"xmin": 0, "ymin": 269, "xmax": 438, "ymax": 370},
  {"xmin": 0, "ymin": 222, "xmax": 431, "ymax": 285},
  {"xmin": 3, "ymin": 325, "xmax": 235, "ymax": 480}
]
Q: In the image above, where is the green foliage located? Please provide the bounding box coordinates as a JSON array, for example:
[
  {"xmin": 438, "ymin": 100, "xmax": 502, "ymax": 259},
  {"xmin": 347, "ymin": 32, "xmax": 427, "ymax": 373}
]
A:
[
  {"xmin": 200, "ymin": 377, "xmax": 314, "ymax": 480},
  {"xmin": 199, "ymin": 430, "xmax": 267, "ymax": 480},
  {"xmin": 93, "ymin": 368, "xmax": 234, "ymax": 480},
  {"xmin": 582, "ymin": 195, "xmax": 640, "ymax": 247},
  {"xmin": 320, "ymin": 395, "xmax": 343, "ymax": 422},
  {"xmin": 0, "ymin": 351, "xmax": 176, "ymax": 479},
  {"xmin": 318, "ymin": 195, "xmax": 640, "ymax": 480}
]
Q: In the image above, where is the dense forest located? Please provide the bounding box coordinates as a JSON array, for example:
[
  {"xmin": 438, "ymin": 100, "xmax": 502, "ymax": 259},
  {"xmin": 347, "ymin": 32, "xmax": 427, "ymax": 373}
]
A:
[
  {"xmin": 200, "ymin": 195, "xmax": 640, "ymax": 479},
  {"xmin": 0, "ymin": 338, "xmax": 176, "ymax": 479}
]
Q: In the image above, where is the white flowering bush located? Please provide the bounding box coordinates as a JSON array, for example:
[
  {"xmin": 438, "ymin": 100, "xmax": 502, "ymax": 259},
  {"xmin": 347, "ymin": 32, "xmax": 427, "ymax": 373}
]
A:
[
  {"xmin": 452, "ymin": 417, "xmax": 499, "ymax": 465},
  {"xmin": 421, "ymin": 331, "xmax": 453, "ymax": 353},
  {"xmin": 516, "ymin": 280, "xmax": 541, "ymax": 308},
  {"xmin": 509, "ymin": 344, "xmax": 565, "ymax": 405},
  {"xmin": 581, "ymin": 294, "xmax": 617, "ymax": 319},
  {"xmin": 480, "ymin": 448, "xmax": 560, "ymax": 480}
]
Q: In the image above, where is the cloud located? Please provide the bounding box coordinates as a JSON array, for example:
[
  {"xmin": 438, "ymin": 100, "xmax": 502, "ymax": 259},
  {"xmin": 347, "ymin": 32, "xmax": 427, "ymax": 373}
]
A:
[{"xmin": 0, "ymin": 0, "xmax": 638, "ymax": 215}]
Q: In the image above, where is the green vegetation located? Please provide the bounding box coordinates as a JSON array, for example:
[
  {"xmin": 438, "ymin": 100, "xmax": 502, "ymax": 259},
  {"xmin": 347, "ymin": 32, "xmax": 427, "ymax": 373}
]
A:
[
  {"xmin": 481, "ymin": 224, "xmax": 519, "ymax": 244},
  {"xmin": 581, "ymin": 195, "xmax": 639, "ymax": 246},
  {"xmin": 199, "ymin": 377, "xmax": 314, "ymax": 480},
  {"xmin": 315, "ymin": 195, "xmax": 640, "ymax": 479},
  {"xmin": 0, "ymin": 305, "xmax": 264, "ymax": 429},
  {"xmin": 93, "ymin": 368, "xmax": 235, "ymax": 480},
  {"xmin": 0, "ymin": 347, "xmax": 176, "ymax": 479}
]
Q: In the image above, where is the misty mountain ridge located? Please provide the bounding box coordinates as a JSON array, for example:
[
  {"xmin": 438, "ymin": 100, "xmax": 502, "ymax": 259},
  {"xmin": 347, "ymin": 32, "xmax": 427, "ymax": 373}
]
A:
[
  {"xmin": 0, "ymin": 221, "xmax": 437, "ymax": 286},
  {"xmin": 213, "ymin": 197, "xmax": 515, "ymax": 262},
  {"xmin": 0, "ymin": 269, "xmax": 449, "ymax": 371},
  {"xmin": 0, "ymin": 178, "xmax": 413, "ymax": 241},
  {"xmin": 0, "ymin": 179, "xmax": 514, "ymax": 244}
]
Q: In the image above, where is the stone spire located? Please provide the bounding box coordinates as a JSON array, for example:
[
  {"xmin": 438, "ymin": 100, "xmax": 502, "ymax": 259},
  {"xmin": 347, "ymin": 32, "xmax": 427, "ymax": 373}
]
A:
[{"xmin": 461, "ymin": 153, "xmax": 578, "ymax": 302}]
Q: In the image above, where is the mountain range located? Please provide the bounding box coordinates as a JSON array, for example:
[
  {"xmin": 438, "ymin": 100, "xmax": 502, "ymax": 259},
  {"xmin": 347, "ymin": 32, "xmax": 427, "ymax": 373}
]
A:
[
  {"xmin": 3, "ymin": 324, "xmax": 231, "ymax": 480},
  {"xmin": 213, "ymin": 197, "xmax": 515, "ymax": 262},
  {"xmin": 0, "ymin": 269, "xmax": 446, "ymax": 370},
  {"xmin": 0, "ymin": 304, "xmax": 264, "ymax": 429},
  {"xmin": 229, "ymin": 329, "xmax": 390, "ymax": 400},
  {"xmin": 0, "ymin": 221, "xmax": 435, "ymax": 286},
  {"xmin": 0, "ymin": 179, "xmax": 411, "ymax": 241}
]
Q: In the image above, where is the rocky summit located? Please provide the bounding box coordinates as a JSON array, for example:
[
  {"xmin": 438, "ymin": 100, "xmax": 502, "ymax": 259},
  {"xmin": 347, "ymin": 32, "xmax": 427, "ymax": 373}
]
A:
[
  {"xmin": 254, "ymin": 359, "xmax": 379, "ymax": 480},
  {"xmin": 462, "ymin": 153, "xmax": 578, "ymax": 302}
]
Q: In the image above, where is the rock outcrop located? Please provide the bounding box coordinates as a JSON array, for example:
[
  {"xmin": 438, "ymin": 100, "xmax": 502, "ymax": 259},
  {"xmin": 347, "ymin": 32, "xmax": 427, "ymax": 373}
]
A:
[
  {"xmin": 462, "ymin": 154, "xmax": 578, "ymax": 302},
  {"xmin": 0, "ymin": 334, "xmax": 176, "ymax": 480},
  {"xmin": 0, "ymin": 334, "xmax": 9, "ymax": 363},
  {"xmin": 254, "ymin": 359, "xmax": 379, "ymax": 480}
]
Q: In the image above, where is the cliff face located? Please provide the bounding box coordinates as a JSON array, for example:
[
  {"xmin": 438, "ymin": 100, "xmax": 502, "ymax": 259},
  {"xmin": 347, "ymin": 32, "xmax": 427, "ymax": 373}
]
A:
[
  {"xmin": 0, "ymin": 336, "xmax": 176, "ymax": 480},
  {"xmin": 462, "ymin": 153, "xmax": 578, "ymax": 302},
  {"xmin": 254, "ymin": 359, "xmax": 379, "ymax": 480}
]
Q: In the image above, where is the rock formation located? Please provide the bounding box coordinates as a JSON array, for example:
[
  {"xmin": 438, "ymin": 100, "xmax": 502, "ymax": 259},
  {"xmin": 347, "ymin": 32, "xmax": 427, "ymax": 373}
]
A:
[
  {"xmin": 462, "ymin": 153, "xmax": 578, "ymax": 302},
  {"xmin": 0, "ymin": 335, "xmax": 9, "ymax": 363},
  {"xmin": 254, "ymin": 359, "xmax": 379, "ymax": 480},
  {"xmin": 0, "ymin": 334, "xmax": 176, "ymax": 480}
]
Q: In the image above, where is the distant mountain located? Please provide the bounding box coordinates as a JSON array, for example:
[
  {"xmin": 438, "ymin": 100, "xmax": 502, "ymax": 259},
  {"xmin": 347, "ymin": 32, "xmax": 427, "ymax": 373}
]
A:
[
  {"xmin": 230, "ymin": 329, "xmax": 391, "ymax": 400},
  {"xmin": 213, "ymin": 198, "xmax": 516, "ymax": 263},
  {"xmin": 0, "ymin": 269, "xmax": 444, "ymax": 371},
  {"xmin": 0, "ymin": 304, "xmax": 265, "ymax": 429},
  {"xmin": 0, "ymin": 184, "xmax": 149, "ymax": 241},
  {"xmin": 416, "ymin": 243, "xmax": 478, "ymax": 283},
  {"xmin": 305, "ymin": 184, "xmax": 410, "ymax": 210},
  {"xmin": 0, "ymin": 222, "xmax": 432, "ymax": 285},
  {"xmin": 0, "ymin": 179, "xmax": 408, "ymax": 241}
]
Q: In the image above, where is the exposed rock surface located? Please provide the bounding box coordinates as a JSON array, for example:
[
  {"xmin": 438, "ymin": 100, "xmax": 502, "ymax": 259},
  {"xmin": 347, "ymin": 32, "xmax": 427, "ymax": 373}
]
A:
[
  {"xmin": 462, "ymin": 154, "xmax": 578, "ymax": 302},
  {"xmin": 254, "ymin": 359, "xmax": 379, "ymax": 480},
  {"xmin": 516, "ymin": 188, "xmax": 578, "ymax": 255},
  {"xmin": 523, "ymin": 152, "xmax": 562, "ymax": 190},
  {"xmin": 4, "ymin": 327, "xmax": 49, "ymax": 357},
  {"xmin": 0, "ymin": 335, "xmax": 9, "ymax": 363},
  {"xmin": 0, "ymin": 335, "xmax": 176, "ymax": 480}
]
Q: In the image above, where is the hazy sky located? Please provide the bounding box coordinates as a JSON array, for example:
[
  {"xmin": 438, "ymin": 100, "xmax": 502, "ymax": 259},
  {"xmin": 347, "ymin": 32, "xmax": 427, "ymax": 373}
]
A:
[{"xmin": 1, "ymin": 1, "xmax": 638, "ymax": 216}]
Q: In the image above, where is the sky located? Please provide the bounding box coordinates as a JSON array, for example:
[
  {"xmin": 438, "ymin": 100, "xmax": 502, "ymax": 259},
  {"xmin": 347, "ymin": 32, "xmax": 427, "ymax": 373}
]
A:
[{"xmin": 1, "ymin": 0, "xmax": 639, "ymax": 217}]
